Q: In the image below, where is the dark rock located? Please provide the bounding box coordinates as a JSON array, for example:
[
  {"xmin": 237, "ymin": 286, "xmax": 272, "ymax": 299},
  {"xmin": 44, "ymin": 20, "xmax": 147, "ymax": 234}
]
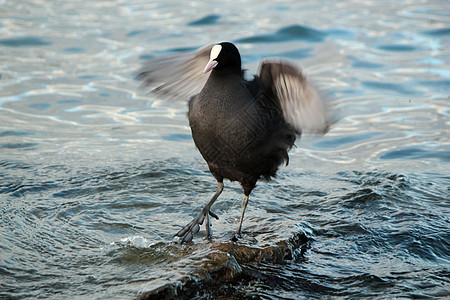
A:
[{"xmin": 137, "ymin": 229, "xmax": 309, "ymax": 299}]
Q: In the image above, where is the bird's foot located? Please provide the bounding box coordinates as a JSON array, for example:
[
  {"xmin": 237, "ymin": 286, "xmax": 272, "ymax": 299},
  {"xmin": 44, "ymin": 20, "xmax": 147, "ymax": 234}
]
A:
[
  {"xmin": 231, "ymin": 233, "xmax": 241, "ymax": 242},
  {"xmin": 174, "ymin": 217, "xmax": 201, "ymax": 243},
  {"xmin": 174, "ymin": 209, "xmax": 219, "ymax": 243}
]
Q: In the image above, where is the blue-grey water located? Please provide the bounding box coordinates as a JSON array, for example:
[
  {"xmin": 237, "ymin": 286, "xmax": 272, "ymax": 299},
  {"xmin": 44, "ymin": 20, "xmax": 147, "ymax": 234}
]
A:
[{"xmin": 1, "ymin": 0, "xmax": 449, "ymax": 299}]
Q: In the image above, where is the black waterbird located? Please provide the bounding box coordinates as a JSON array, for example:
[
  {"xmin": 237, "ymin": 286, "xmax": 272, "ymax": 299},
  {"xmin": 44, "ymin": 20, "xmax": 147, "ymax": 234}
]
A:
[{"xmin": 137, "ymin": 42, "xmax": 330, "ymax": 243}]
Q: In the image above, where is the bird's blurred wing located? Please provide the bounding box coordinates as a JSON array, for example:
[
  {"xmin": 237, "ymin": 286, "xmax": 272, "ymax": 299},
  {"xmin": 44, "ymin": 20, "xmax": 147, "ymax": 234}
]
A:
[
  {"xmin": 258, "ymin": 58, "xmax": 330, "ymax": 134},
  {"xmin": 137, "ymin": 44, "xmax": 214, "ymax": 100}
]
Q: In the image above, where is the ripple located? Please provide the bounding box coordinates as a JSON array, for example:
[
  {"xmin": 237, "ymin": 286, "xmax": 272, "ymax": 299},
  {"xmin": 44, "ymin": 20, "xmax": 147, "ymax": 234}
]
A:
[
  {"xmin": 236, "ymin": 24, "xmax": 326, "ymax": 44},
  {"xmin": 325, "ymin": 29, "xmax": 354, "ymax": 39},
  {"xmin": 0, "ymin": 143, "xmax": 38, "ymax": 150},
  {"xmin": 361, "ymin": 80, "xmax": 417, "ymax": 95},
  {"xmin": 161, "ymin": 133, "xmax": 192, "ymax": 141},
  {"xmin": 378, "ymin": 44, "xmax": 419, "ymax": 52},
  {"xmin": 349, "ymin": 56, "xmax": 384, "ymax": 69},
  {"xmin": 28, "ymin": 103, "xmax": 51, "ymax": 111},
  {"xmin": 0, "ymin": 131, "xmax": 34, "ymax": 137},
  {"xmin": 421, "ymin": 27, "xmax": 450, "ymax": 37},
  {"xmin": 416, "ymin": 80, "xmax": 450, "ymax": 93},
  {"xmin": 2, "ymin": 182, "xmax": 59, "ymax": 198},
  {"xmin": 314, "ymin": 132, "xmax": 383, "ymax": 149},
  {"xmin": 0, "ymin": 160, "xmax": 33, "ymax": 170},
  {"xmin": 380, "ymin": 147, "xmax": 450, "ymax": 162},
  {"xmin": 187, "ymin": 14, "xmax": 221, "ymax": 26},
  {"xmin": 126, "ymin": 29, "xmax": 148, "ymax": 37},
  {"xmin": 0, "ymin": 36, "xmax": 52, "ymax": 47},
  {"xmin": 277, "ymin": 47, "xmax": 312, "ymax": 59},
  {"xmin": 56, "ymin": 99, "xmax": 81, "ymax": 104},
  {"xmin": 63, "ymin": 47, "xmax": 85, "ymax": 53}
]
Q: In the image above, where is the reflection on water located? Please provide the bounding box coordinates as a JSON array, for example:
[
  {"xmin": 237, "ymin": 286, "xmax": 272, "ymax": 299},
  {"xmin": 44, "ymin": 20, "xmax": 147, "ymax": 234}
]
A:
[{"xmin": 0, "ymin": 0, "xmax": 449, "ymax": 298}]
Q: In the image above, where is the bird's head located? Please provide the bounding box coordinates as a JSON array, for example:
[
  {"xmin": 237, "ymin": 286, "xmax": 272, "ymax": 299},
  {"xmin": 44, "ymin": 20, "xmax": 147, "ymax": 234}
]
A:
[{"xmin": 203, "ymin": 42, "xmax": 242, "ymax": 74}]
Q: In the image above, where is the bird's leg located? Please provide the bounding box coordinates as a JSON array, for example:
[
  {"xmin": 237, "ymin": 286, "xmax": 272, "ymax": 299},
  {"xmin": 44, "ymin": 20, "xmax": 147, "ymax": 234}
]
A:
[
  {"xmin": 232, "ymin": 194, "xmax": 249, "ymax": 241},
  {"xmin": 205, "ymin": 208, "xmax": 212, "ymax": 239},
  {"xmin": 174, "ymin": 181, "xmax": 224, "ymax": 243}
]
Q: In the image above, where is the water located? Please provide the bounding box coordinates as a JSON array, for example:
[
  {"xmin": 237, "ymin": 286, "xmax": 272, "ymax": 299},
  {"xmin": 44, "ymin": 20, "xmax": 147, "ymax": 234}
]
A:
[{"xmin": 1, "ymin": 0, "xmax": 449, "ymax": 298}]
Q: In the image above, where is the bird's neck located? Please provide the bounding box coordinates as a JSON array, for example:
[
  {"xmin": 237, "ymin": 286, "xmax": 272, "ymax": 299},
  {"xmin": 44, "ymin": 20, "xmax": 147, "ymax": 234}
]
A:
[{"xmin": 211, "ymin": 66, "xmax": 242, "ymax": 78}]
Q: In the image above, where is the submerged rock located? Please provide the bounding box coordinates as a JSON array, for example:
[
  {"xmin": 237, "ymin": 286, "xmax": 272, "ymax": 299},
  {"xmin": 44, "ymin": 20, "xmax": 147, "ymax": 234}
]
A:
[{"xmin": 137, "ymin": 227, "xmax": 309, "ymax": 299}]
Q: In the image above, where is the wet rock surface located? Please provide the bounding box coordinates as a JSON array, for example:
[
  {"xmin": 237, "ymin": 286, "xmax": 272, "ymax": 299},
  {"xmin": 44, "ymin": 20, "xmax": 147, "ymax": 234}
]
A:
[{"xmin": 138, "ymin": 228, "xmax": 309, "ymax": 299}]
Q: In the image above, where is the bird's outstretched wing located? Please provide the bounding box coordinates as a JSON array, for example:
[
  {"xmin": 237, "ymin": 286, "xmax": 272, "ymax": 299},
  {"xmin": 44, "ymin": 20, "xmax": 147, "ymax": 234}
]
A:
[
  {"xmin": 136, "ymin": 44, "xmax": 214, "ymax": 100},
  {"xmin": 258, "ymin": 58, "xmax": 330, "ymax": 134}
]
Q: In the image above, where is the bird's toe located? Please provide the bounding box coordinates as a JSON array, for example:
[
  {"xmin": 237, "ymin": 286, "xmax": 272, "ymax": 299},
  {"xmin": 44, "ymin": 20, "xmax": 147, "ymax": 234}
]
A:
[
  {"xmin": 209, "ymin": 210, "xmax": 219, "ymax": 220},
  {"xmin": 192, "ymin": 223, "xmax": 200, "ymax": 234},
  {"xmin": 174, "ymin": 212, "xmax": 208, "ymax": 243}
]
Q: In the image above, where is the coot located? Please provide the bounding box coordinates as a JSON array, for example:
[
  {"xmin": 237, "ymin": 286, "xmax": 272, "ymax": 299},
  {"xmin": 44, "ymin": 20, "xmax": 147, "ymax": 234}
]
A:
[{"xmin": 138, "ymin": 42, "xmax": 329, "ymax": 243}]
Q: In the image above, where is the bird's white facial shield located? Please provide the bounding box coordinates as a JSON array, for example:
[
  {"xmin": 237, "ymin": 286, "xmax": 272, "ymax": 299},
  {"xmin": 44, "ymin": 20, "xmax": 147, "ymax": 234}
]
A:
[{"xmin": 203, "ymin": 44, "xmax": 222, "ymax": 73}]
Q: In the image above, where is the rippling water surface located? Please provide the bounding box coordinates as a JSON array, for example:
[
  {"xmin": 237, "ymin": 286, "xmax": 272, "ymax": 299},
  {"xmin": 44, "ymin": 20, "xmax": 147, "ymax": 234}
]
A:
[{"xmin": 1, "ymin": 0, "xmax": 449, "ymax": 299}]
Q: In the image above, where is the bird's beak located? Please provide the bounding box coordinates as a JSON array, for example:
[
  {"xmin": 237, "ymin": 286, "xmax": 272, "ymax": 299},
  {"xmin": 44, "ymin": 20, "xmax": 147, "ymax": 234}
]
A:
[
  {"xmin": 203, "ymin": 59, "xmax": 218, "ymax": 73},
  {"xmin": 203, "ymin": 44, "xmax": 222, "ymax": 73}
]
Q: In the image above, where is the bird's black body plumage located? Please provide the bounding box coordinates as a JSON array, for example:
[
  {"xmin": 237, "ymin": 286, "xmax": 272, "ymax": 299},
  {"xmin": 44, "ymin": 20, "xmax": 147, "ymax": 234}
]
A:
[
  {"xmin": 137, "ymin": 42, "xmax": 329, "ymax": 242},
  {"xmin": 188, "ymin": 46, "xmax": 296, "ymax": 195}
]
